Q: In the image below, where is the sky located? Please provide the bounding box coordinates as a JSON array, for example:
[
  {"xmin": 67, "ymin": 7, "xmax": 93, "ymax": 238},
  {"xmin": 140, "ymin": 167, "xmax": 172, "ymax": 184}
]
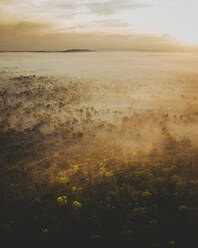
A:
[{"xmin": 0, "ymin": 0, "xmax": 198, "ymax": 51}]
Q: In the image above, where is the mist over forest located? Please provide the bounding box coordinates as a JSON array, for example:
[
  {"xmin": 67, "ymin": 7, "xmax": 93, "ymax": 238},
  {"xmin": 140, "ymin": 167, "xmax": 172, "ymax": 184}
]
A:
[{"xmin": 1, "ymin": 51, "xmax": 198, "ymax": 247}]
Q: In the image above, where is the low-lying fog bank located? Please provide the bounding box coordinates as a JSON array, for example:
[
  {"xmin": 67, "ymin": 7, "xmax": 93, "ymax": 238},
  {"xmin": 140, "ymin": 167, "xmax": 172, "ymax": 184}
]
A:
[
  {"xmin": 1, "ymin": 69, "xmax": 198, "ymax": 170},
  {"xmin": 1, "ymin": 69, "xmax": 198, "ymax": 247},
  {"xmin": 1, "ymin": 69, "xmax": 198, "ymax": 153}
]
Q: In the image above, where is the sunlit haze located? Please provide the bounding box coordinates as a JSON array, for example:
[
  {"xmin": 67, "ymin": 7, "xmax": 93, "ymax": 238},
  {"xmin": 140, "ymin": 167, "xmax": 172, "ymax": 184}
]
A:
[
  {"xmin": 2, "ymin": 1, "xmax": 198, "ymax": 247},
  {"xmin": 0, "ymin": 0, "xmax": 198, "ymax": 50}
]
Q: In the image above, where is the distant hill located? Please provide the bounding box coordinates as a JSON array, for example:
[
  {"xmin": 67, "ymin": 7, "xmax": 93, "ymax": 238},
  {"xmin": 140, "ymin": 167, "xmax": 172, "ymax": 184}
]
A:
[
  {"xmin": 0, "ymin": 49, "xmax": 95, "ymax": 53},
  {"xmin": 61, "ymin": 49, "xmax": 95, "ymax": 53}
]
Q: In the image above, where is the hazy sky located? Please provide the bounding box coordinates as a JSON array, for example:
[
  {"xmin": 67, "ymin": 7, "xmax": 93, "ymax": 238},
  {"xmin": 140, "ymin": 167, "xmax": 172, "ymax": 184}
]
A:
[{"xmin": 0, "ymin": 0, "xmax": 198, "ymax": 50}]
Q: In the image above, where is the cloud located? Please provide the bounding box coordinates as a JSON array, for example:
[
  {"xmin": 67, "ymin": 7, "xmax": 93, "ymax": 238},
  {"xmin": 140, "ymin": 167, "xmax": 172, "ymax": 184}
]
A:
[
  {"xmin": 56, "ymin": 24, "xmax": 88, "ymax": 32},
  {"xmin": 0, "ymin": 20, "xmax": 52, "ymax": 36},
  {"xmin": 56, "ymin": 20, "xmax": 133, "ymax": 33},
  {"xmin": 0, "ymin": 0, "xmax": 150, "ymax": 26},
  {"xmin": 52, "ymin": 1, "xmax": 78, "ymax": 10},
  {"xmin": 0, "ymin": 0, "xmax": 16, "ymax": 3},
  {"xmin": 41, "ymin": 0, "xmax": 150, "ymax": 18},
  {"xmin": 94, "ymin": 19, "xmax": 132, "ymax": 27},
  {"xmin": 0, "ymin": 20, "xmax": 188, "ymax": 52},
  {"xmin": 0, "ymin": 1, "xmax": 196, "ymax": 50},
  {"xmin": 85, "ymin": 0, "xmax": 150, "ymax": 15}
]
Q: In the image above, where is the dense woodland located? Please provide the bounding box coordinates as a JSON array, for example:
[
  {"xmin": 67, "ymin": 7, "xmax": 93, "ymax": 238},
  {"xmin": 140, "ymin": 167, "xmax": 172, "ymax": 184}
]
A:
[{"xmin": 1, "ymin": 71, "xmax": 198, "ymax": 247}]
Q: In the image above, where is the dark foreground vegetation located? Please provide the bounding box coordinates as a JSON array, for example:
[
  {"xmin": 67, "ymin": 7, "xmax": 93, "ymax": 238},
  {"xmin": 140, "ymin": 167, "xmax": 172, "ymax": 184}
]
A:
[{"xmin": 1, "ymin": 72, "xmax": 198, "ymax": 247}]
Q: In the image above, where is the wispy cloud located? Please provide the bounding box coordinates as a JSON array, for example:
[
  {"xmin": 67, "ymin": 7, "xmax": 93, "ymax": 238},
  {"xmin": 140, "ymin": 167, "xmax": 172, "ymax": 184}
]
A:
[
  {"xmin": 55, "ymin": 20, "xmax": 133, "ymax": 34},
  {"xmin": 93, "ymin": 19, "xmax": 133, "ymax": 27},
  {"xmin": 0, "ymin": 0, "xmax": 197, "ymax": 49},
  {"xmin": 85, "ymin": 0, "xmax": 150, "ymax": 15},
  {"xmin": 0, "ymin": 19, "xmax": 186, "ymax": 51},
  {"xmin": 0, "ymin": 20, "xmax": 52, "ymax": 35}
]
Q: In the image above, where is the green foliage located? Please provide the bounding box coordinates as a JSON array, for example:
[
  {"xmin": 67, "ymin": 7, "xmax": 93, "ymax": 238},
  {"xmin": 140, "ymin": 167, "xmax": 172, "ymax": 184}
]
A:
[
  {"xmin": 72, "ymin": 200, "xmax": 82, "ymax": 209},
  {"xmin": 59, "ymin": 176, "xmax": 70, "ymax": 184},
  {"xmin": 1, "ymin": 73, "xmax": 198, "ymax": 247},
  {"xmin": 57, "ymin": 195, "xmax": 68, "ymax": 205}
]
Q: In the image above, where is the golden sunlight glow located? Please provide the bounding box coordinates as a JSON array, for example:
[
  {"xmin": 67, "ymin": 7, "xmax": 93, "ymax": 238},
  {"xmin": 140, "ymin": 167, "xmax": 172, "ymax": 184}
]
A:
[{"xmin": 0, "ymin": 0, "xmax": 198, "ymax": 50}]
